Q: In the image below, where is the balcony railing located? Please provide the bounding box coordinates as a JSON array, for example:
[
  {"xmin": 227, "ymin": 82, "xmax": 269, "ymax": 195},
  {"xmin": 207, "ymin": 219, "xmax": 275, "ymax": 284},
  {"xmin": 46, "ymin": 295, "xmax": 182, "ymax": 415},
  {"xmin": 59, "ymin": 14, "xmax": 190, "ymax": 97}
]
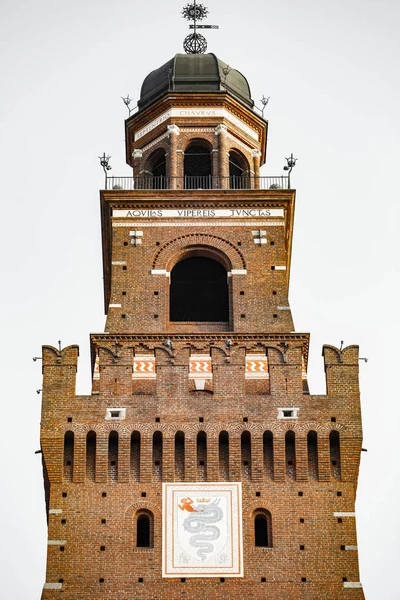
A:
[{"xmin": 104, "ymin": 175, "xmax": 289, "ymax": 191}]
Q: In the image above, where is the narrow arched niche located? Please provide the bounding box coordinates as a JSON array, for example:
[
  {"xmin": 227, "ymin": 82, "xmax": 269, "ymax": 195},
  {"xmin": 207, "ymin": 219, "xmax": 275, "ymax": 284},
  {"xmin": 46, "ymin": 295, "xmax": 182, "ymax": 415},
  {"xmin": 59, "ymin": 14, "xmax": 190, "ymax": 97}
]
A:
[{"xmin": 170, "ymin": 256, "xmax": 229, "ymax": 322}]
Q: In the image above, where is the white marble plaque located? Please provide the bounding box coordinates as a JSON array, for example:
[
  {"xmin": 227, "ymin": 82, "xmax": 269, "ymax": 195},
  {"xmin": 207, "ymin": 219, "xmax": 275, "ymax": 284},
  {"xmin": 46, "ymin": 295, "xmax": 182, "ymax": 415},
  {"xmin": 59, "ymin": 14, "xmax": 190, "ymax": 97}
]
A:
[{"xmin": 162, "ymin": 482, "xmax": 243, "ymax": 578}]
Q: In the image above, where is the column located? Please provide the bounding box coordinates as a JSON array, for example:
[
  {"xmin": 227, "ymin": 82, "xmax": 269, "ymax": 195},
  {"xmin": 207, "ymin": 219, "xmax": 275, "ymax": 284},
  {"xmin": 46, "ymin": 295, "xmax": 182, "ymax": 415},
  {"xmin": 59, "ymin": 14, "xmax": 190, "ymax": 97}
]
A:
[{"xmin": 167, "ymin": 124, "xmax": 180, "ymax": 189}]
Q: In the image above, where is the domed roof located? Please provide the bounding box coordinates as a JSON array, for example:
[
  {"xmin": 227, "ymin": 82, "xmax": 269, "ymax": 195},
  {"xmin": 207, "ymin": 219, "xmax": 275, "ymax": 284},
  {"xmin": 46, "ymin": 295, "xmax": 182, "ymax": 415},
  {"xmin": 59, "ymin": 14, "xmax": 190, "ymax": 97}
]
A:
[{"xmin": 138, "ymin": 53, "xmax": 253, "ymax": 110}]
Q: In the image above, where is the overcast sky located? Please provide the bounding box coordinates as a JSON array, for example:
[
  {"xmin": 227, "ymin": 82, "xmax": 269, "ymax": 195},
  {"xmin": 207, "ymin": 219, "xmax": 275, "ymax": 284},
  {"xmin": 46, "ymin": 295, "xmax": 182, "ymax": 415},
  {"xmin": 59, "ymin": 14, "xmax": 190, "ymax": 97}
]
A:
[{"xmin": 1, "ymin": 0, "xmax": 399, "ymax": 598}]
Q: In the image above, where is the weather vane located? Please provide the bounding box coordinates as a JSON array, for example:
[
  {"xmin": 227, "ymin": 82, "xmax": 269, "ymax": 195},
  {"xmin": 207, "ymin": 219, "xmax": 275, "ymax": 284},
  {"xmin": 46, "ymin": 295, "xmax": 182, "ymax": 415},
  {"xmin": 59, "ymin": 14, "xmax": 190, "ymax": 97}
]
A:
[{"xmin": 181, "ymin": 2, "xmax": 219, "ymax": 54}]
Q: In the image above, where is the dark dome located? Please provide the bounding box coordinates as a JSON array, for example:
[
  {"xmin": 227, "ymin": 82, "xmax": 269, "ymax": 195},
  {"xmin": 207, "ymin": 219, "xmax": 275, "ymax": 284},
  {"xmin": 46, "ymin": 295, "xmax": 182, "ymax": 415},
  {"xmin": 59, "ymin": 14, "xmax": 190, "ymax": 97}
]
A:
[{"xmin": 138, "ymin": 53, "xmax": 253, "ymax": 110}]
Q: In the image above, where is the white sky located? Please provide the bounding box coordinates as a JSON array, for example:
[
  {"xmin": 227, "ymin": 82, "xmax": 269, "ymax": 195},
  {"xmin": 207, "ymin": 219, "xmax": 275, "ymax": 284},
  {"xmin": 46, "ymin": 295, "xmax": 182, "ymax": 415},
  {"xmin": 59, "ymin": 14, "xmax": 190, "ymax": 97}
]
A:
[{"xmin": 0, "ymin": 0, "xmax": 399, "ymax": 598}]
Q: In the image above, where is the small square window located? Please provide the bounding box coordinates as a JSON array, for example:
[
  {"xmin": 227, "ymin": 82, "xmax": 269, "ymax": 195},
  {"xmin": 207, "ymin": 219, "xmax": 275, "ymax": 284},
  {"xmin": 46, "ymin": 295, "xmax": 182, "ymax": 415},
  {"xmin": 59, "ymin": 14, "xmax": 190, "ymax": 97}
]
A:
[
  {"xmin": 243, "ymin": 417, "xmax": 248, "ymax": 423},
  {"xmin": 241, "ymin": 313, "xmax": 246, "ymax": 318},
  {"xmin": 341, "ymin": 545, "xmax": 345, "ymax": 551},
  {"xmin": 199, "ymin": 417, "xmax": 204, "ymax": 423},
  {"xmin": 121, "ymin": 314, "xmax": 126, "ymax": 319},
  {"xmin": 154, "ymin": 314, "xmax": 158, "ymax": 319},
  {"xmin": 300, "ymin": 518, "xmax": 304, "ymax": 523},
  {"xmin": 272, "ymin": 290, "xmax": 277, "ymax": 295},
  {"xmin": 220, "ymin": 578, "xmax": 225, "ymax": 583},
  {"xmin": 141, "ymin": 492, "xmax": 146, "ymax": 498},
  {"xmin": 271, "ymin": 266, "xmax": 276, "ymax": 270},
  {"xmin": 62, "ymin": 492, "xmax": 67, "ymax": 498},
  {"xmin": 58, "ymin": 579, "xmax": 64, "ymax": 583},
  {"xmin": 256, "ymin": 492, "xmax": 260, "ymax": 497},
  {"xmin": 102, "ymin": 492, "xmax": 107, "ymax": 498},
  {"xmin": 342, "ymin": 578, "xmax": 347, "ymax": 582},
  {"xmin": 337, "ymin": 491, "xmax": 342, "ymax": 497},
  {"xmin": 273, "ymin": 313, "xmax": 278, "ymax": 318},
  {"xmin": 61, "ymin": 519, "xmax": 66, "ymax": 524},
  {"xmin": 154, "ymin": 291, "xmax": 159, "ymax": 296},
  {"xmin": 301, "ymin": 577, "xmax": 307, "ymax": 582},
  {"xmin": 60, "ymin": 546, "xmax": 65, "ymax": 552},
  {"xmin": 122, "ymin": 266, "xmax": 127, "ymax": 271},
  {"xmin": 283, "ymin": 410, "xmax": 293, "ymax": 418},
  {"xmin": 298, "ymin": 491, "xmax": 304, "ymax": 497},
  {"xmin": 124, "ymin": 241, "xmax": 128, "ymax": 246},
  {"xmin": 100, "ymin": 546, "xmax": 105, "ymax": 551},
  {"xmin": 155, "ymin": 417, "xmax": 160, "ymax": 423},
  {"xmin": 122, "ymin": 291, "xmax": 126, "ymax": 295},
  {"xmin": 338, "ymin": 518, "xmax": 343, "ymax": 523},
  {"xmin": 110, "ymin": 411, "xmax": 120, "ymax": 418},
  {"xmin": 99, "ymin": 578, "xmax": 104, "ymax": 583},
  {"xmin": 270, "ymin": 241, "xmax": 275, "ymax": 246},
  {"xmin": 156, "ymin": 241, "xmax": 160, "ymax": 246},
  {"xmin": 240, "ymin": 291, "xmax": 244, "ymax": 295},
  {"xmin": 180, "ymin": 578, "xmax": 186, "ymax": 583},
  {"xmin": 261, "ymin": 577, "xmax": 266, "ymax": 582},
  {"xmin": 101, "ymin": 519, "xmax": 106, "ymax": 524},
  {"xmin": 331, "ymin": 416, "xmax": 336, "ymax": 422},
  {"xmin": 67, "ymin": 417, "xmax": 72, "ymax": 423},
  {"xmin": 138, "ymin": 577, "xmax": 144, "ymax": 582},
  {"xmin": 300, "ymin": 545, "xmax": 305, "ymax": 550},
  {"xmin": 237, "ymin": 241, "xmax": 242, "ymax": 246}
]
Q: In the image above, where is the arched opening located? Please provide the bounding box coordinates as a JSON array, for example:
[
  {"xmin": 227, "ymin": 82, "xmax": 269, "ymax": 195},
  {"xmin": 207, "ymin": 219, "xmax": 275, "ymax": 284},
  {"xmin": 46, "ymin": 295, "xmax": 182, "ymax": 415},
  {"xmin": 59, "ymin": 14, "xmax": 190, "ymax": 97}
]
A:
[
  {"xmin": 241, "ymin": 431, "xmax": 252, "ymax": 480},
  {"xmin": 197, "ymin": 431, "xmax": 207, "ymax": 481},
  {"xmin": 136, "ymin": 510, "xmax": 154, "ymax": 548},
  {"xmin": 229, "ymin": 149, "xmax": 250, "ymax": 189},
  {"xmin": 145, "ymin": 148, "xmax": 166, "ymax": 189},
  {"xmin": 285, "ymin": 431, "xmax": 296, "ymax": 480},
  {"xmin": 64, "ymin": 431, "xmax": 74, "ymax": 481},
  {"xmin": 219, "ymin": 431, "xmax": 229, "ymax": 481},
  {"xmin": 184, "ymin": 140, "xmax": 212, "ymax": 188},
  {"xmin": 108, "ymin": 431, "xmax": 118, "ymax": 481},
  {"xmin": 86, "ymin": 431, "xmax": 96, "ymax": 481},
  {"xmin": 254, "ymin": 510, "xmax": 272, "ymax": 548},
  {"xmin": 130, "ymin": 431, "xmax": 140, "ymax": 482},
  {"xmin": 263, "ymin": 431, "xmax": 274, "ymax": 480},
  {"xmin": 330, "ymin": 431, "xmax": 341, "ymax": 479},
  {"xmin": 153, "ymin": 431, "xmax": 163, "ymax": 481},
  {"xmin": 170, "ymin": 256, "xmax": 229, "ymax": 322},
  {"xmin": 175, "ymin": 431, "xmax": 185, "ymax": 481},
  {"xmin": 307, "ymin": 431, "xmax": 319, "ymax": 480}
]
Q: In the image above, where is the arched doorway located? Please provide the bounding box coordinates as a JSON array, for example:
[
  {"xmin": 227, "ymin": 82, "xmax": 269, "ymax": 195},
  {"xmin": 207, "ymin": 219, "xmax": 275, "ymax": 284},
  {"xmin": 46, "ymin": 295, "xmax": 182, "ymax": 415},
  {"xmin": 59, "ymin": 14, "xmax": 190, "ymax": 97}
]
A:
[{"xmin": 170, "ymin": 256, "xmax": 229, "ymax": 322}]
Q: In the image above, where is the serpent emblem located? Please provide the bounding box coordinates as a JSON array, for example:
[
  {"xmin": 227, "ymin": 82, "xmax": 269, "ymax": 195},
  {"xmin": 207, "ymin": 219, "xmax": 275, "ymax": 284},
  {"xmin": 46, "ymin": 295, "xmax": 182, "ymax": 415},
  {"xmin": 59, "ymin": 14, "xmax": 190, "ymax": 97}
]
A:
[{"xmin": 182, "ymin": 499, "xmax": 223, "ymax": 560}]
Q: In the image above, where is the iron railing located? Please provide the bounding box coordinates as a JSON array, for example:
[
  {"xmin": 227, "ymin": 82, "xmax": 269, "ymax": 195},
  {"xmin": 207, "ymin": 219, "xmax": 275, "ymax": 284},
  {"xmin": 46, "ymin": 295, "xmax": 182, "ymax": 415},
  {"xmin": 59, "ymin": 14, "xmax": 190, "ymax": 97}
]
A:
[{"xmin": 104, "ymin": 175, "xmax": 289, "ymax": 191}]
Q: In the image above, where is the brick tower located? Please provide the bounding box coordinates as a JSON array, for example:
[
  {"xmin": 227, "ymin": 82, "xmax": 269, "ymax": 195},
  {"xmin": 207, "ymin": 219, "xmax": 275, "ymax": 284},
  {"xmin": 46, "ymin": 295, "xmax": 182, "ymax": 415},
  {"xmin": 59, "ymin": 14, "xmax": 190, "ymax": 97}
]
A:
[{"xmin": 39, "ymin": 10, "xmax": 365, "ymax": 599}]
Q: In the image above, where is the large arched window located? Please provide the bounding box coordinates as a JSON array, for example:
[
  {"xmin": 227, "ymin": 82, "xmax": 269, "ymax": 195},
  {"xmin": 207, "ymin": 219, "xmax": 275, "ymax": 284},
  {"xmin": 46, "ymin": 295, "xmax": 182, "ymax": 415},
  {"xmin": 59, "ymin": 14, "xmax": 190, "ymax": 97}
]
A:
[
  {"xmin": 86, "ymin": 431, "xmax": 96, "ymax": 481},
  {"xmin": 144, "ymin": 148, "xmax": 166, "ymax": 189},
  {"xmin": 64, "ymin": 431, "xmax": 74, "ymax": 481},
  {"xmin": 229, "ymin": 149, "xmax": 250, "ymax": 189},
  {"xmin": 253, "ymin": 509, "xmax": 273, "ymax": 548},
  {"xmin": 184, "ymin": 140, "xmax": 212, "ymax": 188},
  {"xmin": 170, "ymin": 256, "xmax": 229, "ymax": 322},
  {"xmin": 135, "ymin": 510, "xmax": 154, "ymax": 548}
]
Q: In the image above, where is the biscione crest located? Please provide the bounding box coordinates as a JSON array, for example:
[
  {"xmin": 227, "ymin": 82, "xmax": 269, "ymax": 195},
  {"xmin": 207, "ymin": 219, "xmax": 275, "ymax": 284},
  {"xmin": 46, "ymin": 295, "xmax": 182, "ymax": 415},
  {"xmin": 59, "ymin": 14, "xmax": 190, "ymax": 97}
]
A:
[{"xmin": 162, "ymin": 482, "xmax": 243, "ymax": 578}]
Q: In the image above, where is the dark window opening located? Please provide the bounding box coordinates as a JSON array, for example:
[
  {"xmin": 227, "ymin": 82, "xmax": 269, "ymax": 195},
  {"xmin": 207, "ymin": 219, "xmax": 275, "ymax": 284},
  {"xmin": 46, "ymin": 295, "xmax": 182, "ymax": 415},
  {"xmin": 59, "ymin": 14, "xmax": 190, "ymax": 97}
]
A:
[
  {"xmin": 131, "ymin": 431, "xmax": 140, "ymax": 482},
  {"xmin": 137, "ymin": 514, "xmax": 150, "ymax": 547},
  {"xmin": 86, "ymin": 431, "xmax": 96, "ymax": 482},
  {"xmin": 330, "ymin": 431, "xmax": 341, "ymax": 480},
  {"xmin": 170, "ymin": 256, "xmax": 228, "ymax": 322},
  {"xmin": 229, "ymin": 150, "xmax": 250, "ymax": 189},
  {"xmin": 184, "ymin": 142, "xmax": 212, "ymax": 189},
  {"xmin": 197, "ymin": 431, "xmax": 207, "ymax": 481},
  {"xmin": 153, "ymin": 431, "xmax": 162, "ymax": 481},
  {"xmin": 108, "ymin": 431, "xmax": 118, "ymax": 481},
  {"xmin": 263, "ymin": 431, "xmax": 274, "ymax": 480},
  {"xmin": 175, "ymin": 431, "xmax": 185, "ymax": 481},
  {"xmin": 241, "ymin": 431, "xmax": 252, "ymax": 480},
  {"xmin": 63, "ymin": 432, "xmax": 74, "ymax": 481},
  {"xmin": 219, "ymin": 431, "xmax": 229, "ymax": 481},
  {"xmin": 144, "ymin": 149, "xmax": 166, "ymax": 189},
  {"xmin": 285, "ymin": 431, "xmax": 296, "ymax": 480},
  {"xmin": 307, "ymin": 431, "xmax": 318, "ymax": 480},
  {"xmin": 254, "ymin": 511, "xmax": 272, "ymax": 547}
]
